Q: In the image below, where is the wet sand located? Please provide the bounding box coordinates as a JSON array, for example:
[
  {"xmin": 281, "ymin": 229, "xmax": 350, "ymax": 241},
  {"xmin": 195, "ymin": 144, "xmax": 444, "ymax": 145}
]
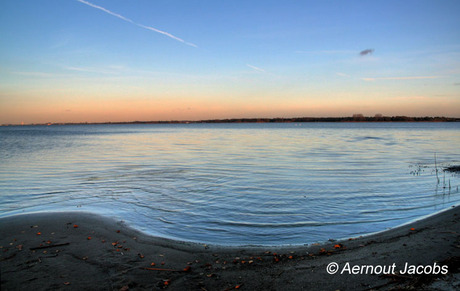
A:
[{"xmin": 1, "ymin": 206, "xmax": 459, "ymax": 290}]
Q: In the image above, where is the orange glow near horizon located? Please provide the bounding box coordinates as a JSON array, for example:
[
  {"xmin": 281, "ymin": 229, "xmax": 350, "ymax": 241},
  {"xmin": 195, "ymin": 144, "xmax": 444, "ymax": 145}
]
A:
[
  {"xmin": 1, "ymin": 1, "xmax": 460, "ymax": 124},
  {"xmin": 2, "ymin": 91, "xmax": 459, "ymax": 125}
]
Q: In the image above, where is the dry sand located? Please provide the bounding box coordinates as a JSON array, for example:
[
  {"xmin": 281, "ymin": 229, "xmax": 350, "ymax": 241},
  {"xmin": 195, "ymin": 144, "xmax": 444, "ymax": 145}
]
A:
[{"xmin": 1, "ymin": 206, "xmax": 459, "ymax": 290}]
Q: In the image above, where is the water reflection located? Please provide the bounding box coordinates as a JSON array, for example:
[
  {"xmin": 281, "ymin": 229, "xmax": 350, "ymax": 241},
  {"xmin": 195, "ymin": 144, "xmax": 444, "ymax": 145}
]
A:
[{"xmin": 0, "ymin": 123, "xmax": 459, "ymax": 245}]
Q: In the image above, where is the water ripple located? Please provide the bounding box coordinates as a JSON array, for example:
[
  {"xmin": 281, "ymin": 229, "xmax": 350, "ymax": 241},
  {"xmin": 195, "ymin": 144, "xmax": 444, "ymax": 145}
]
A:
[{"xmin": 1, "ymin": 123, "xmax": 459, "ymax": 245}]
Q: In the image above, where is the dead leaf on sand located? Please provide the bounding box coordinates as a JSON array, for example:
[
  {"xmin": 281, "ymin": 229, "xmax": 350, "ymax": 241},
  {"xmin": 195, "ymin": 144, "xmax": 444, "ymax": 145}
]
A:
[{"xmin": 183, "ymin": 266, "xmax": 191, "ymax": 272}]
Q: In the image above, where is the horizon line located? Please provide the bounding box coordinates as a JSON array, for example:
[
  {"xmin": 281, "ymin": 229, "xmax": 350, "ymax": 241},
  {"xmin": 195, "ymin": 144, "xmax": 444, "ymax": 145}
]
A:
[{"xmin": 3, "ymin": 115, "xmax": 460, "ymax": 126}]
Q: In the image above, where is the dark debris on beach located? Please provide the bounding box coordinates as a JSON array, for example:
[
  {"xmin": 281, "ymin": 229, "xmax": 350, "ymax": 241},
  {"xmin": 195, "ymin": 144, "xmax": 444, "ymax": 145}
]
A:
[
  {"xmin": 445, "ymin": 165, "xmax": 460, "ymax": 173},
  {"xmin": 1, "ymin": 208, "xmax": 460, "ymax": 291}
]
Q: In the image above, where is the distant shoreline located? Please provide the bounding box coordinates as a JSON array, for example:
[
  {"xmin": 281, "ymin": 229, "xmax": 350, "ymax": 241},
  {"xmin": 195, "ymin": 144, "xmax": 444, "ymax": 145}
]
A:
[{"xmin": 2, "ymin": 116, "xmax": 460, "ymax": 127}]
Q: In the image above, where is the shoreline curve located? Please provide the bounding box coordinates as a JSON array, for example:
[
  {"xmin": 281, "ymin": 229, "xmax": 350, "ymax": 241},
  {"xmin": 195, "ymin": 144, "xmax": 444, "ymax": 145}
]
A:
[{"xmin": 1, "ymin": 206, "xmax": 459, "ymax": 290}]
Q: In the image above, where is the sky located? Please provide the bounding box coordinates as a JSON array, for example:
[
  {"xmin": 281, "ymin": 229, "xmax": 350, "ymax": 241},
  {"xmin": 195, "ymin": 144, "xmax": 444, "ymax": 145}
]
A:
[{"xmin": 1, "ymin": 0, "xmax": 459, "ymax": 124}]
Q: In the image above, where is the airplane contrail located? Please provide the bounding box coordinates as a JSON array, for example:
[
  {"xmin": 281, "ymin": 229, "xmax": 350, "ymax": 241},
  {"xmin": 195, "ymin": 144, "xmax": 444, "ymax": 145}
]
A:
[
  {"xmin": 137, "ymin": 24, "xmax": 197, "ymax": 48},
  {"xmin": 247, "ymin": 64, "xmax": 266, "ymax": 73},
  {"xmin": 76, "ymin": 0, "xmax": 197, "ymax": 47}
]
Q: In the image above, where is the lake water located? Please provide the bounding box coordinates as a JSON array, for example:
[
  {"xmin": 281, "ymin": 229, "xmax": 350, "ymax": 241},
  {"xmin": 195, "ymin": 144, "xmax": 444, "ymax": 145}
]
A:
[{"xmin": 1, "ymin": 122, "xmax": 459, "ymax": 246}]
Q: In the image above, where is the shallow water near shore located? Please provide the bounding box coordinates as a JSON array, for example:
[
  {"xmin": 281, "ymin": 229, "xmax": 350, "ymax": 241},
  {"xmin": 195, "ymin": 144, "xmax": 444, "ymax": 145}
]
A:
[{"xmin": 1, "ymin": 122, "xmax": 459, "ymax": 245}]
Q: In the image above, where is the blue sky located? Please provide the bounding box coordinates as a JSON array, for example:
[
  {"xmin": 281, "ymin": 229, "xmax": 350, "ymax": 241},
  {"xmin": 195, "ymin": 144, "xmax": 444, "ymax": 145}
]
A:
[{"xmin": 1, "ymin": 0, "xmax": 459, "ymax": 124}]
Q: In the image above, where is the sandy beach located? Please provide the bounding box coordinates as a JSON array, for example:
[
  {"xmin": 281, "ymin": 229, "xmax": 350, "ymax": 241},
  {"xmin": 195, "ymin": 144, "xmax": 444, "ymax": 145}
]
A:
[{"xmin": 1, "ymin": 206, "xmax": 459, "ymax": 290}]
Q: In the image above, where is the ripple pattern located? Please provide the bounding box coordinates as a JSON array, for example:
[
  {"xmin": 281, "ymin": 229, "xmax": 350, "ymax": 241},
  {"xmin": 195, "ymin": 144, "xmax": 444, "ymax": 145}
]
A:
[{"xmin": 1, "ymin": 123, "xmax": 459, "ymax": 245}]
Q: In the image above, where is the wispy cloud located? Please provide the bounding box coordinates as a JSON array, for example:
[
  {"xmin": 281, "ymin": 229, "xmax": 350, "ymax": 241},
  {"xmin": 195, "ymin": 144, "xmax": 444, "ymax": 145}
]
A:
[
  {"xmin": 12, "ymin": 71, "xmax": 58, "ymax": 78},
  {"xmin": 64, "ymin": 65, "xmax": 124, "ymax": 74},
  {"xmin": 359, "ymin": 49, "xmax": 374, "ymax": 56},
  {"xmin": 76, "ymin": 0, "xmax": 197, "ymax": 47},
  {"xmin": 246, "ymin": 64, "xmax": 266, "ymax": 73},
  {"xmin": 65, "ymin": 66, "xmax": 97, "ymax": 72},
  {"xmin": 362, "ymin": 76, "xmax": 440, "ymax": 81},
  {"xmin": 336, "ymin": 72, "xmax": 351, "ymax": 77}
]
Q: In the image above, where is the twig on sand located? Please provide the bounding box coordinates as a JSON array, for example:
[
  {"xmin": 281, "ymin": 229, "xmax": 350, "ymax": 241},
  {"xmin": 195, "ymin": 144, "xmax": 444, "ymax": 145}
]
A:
[
  {"xmin": 0, "ymin": 253, "xmax": 17, "ymax": 262},
  {"xmin": 143, "ymin": 267, "xmax": 176, "ymax": 272},
  {"xmin": 142, "ymin": 266, "xmax": 192, "ymax": 272},
  {"xmin": 30, "ymin": 242, "xmax": 70, "ymax": 251}
]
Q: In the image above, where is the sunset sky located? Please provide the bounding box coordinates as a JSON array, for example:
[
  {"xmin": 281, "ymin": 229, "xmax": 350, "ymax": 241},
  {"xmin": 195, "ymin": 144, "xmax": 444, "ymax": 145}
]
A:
[{"xmin": 1, "ymin": 0, "xmax": 459, "ymax": 124}]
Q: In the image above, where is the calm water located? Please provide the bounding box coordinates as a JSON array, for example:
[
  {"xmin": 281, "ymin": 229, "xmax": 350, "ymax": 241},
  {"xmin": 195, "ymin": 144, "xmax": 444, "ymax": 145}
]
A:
[{"xmin": 1, "ymin": 122, "xmax": 459, "ymax": 245}]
